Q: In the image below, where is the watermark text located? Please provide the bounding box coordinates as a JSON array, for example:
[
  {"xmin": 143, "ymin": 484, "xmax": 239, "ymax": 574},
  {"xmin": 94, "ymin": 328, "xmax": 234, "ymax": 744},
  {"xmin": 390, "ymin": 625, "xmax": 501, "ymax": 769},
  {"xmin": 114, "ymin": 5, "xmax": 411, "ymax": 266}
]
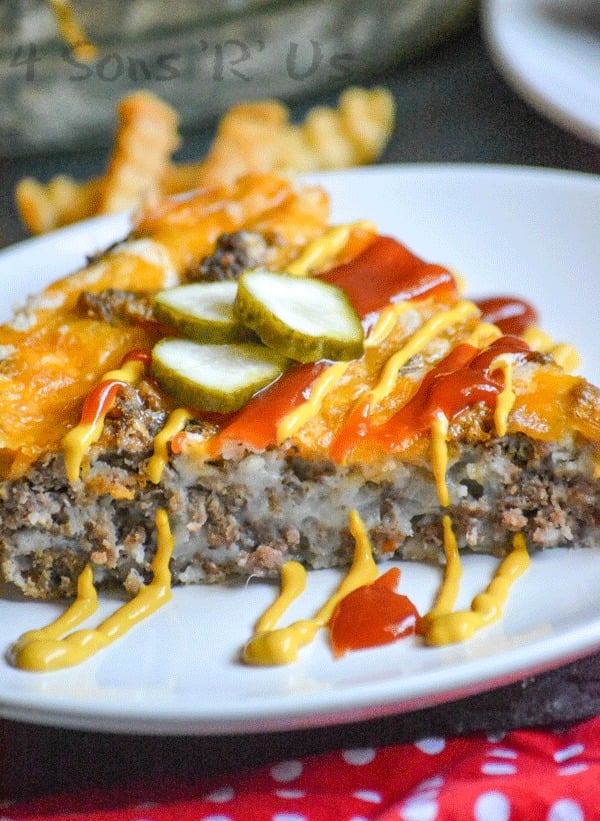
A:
[{"xmin": 8, "ymin": 40, "xmax": 354, "ymax": 84}]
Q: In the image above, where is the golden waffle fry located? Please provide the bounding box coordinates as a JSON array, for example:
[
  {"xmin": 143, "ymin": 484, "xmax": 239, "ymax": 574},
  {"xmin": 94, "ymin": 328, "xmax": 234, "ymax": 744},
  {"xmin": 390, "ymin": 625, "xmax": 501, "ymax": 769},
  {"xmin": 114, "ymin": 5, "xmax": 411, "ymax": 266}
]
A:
[
  {"xmin": 98, "ymin": 91, "xmax": 180, "ymax": 214},
  {"xmin": 188, "ymin": 87, "xmax": 396, "ymax": 186},
  {"xmin": 15, "ymin": 87, "xmax": 395, "ymax": 235},
  {"xmin": 15, "ymin": 175, "xmax": 101, "ymax": 235}
]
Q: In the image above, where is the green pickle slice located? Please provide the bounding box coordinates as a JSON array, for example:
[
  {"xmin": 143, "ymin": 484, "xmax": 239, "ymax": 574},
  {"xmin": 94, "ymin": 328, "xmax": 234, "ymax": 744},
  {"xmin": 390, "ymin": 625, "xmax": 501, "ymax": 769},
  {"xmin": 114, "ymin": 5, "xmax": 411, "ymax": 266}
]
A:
[
  {"xmin": 151, "ymin": 339, "xmax": 289, "ymax": 413},
  {"xmin": 153, "ymin": 281, "xmax": 254, "ymax": 343},
  {"xmin": 235, "ymin": 268, "xmax": 364, "ymax": 362}
]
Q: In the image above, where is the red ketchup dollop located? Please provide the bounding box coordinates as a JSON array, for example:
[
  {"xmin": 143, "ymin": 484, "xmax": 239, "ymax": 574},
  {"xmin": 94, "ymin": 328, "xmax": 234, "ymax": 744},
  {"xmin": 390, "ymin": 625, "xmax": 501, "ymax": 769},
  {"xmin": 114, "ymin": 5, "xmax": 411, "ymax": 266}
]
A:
[
  {"xmin": 80, "ymin": 381, "xmax": 125, "ymax": 427},
  {"xmin": 329, "ymin": 567, "xmax": 421, "ymax": 657},
  {"xmin": 318, "ymin": 235, "xmax": 457, "ymax": 327},
  {"xmin": 475, "ymin": 296, "xmax": 538, "ymax": 336}
]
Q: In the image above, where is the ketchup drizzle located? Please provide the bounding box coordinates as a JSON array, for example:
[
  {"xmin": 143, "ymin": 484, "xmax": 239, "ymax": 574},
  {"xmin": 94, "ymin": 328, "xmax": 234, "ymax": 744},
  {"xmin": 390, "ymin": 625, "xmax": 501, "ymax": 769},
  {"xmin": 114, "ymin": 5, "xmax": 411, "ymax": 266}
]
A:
[
  {"xmin": 318, "ymin": 236, "xmax": 457, "ymax": 325},
  {"xmin": 209, "ymin": 361, "xmax": 328, "ymax": 454},
  {"xmin": 475, "ymin": 296, "xmax": 538, "ymax": 336},
  {"xmin": 78, "ymin": 348, "xmax": 151, "ymax": 428},
  {"xmin": 331, "ymin": 336, "xmax": 532, "ymax": 461}
]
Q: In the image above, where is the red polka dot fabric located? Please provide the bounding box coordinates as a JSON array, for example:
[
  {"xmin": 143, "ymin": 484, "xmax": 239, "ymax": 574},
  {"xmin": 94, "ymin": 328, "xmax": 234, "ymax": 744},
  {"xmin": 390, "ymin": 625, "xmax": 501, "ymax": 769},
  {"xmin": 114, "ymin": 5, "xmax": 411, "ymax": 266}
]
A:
[{"xmin": 3, "ymin": 716, "xmax": 599, "ymax": 820}]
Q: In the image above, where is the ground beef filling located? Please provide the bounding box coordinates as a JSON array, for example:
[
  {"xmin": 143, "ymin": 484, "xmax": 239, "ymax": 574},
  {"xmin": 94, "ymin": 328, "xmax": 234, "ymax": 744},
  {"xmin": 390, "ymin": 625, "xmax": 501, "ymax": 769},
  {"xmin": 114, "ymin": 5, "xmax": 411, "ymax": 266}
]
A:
[
  {"xmin": 76, "ymin": 289, "xmax": 155, "ymax": 326},
  {"xmin": 0, "ymin": 431, "xmax": 598, "ymax": 599},
  {"xmin": 185, "ymin": 230, "xmax": 279, "ymax": 282}
]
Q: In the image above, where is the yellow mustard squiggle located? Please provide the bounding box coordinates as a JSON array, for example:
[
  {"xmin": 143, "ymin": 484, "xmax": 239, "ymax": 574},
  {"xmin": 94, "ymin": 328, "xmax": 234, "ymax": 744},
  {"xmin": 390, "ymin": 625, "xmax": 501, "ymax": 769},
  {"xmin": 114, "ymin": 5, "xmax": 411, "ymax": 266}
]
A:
[
  {"xmin": 286, "ymin": 221, "xmax": 376, "ymax": 276},
  {"xmin": 522, "ymin": 327, "xmax": 580, "ymax": 372},
  {"xmin": 465, "ymin": 321, "xmax": 502, "ymax": 349},
  {"xmin": 421, "ymin": 515, "xmax": 462, "ymax": 635},
  {"xmin": 369, "ymin": 300, "xmax": 479, "ymax": 406},
  {"xmin": 10, "ymin": 564, "xmax": 98, "ymax": 665},
  {"xmin": 364, "ymin": 302, "xmax": 412, "ymax": 348},
  {"xmin": 490, "ymin": 354, "xmax": 516, "ymax": 437},
  {"xmin": 147, "ymin": 408, "xmax": 193, "ymax": 484},
  {"xmin": 63, "ymin": 358, "xmax": 145, "ymax": 483},
  {"xmin": 430, "ymin": 413, "xmax": 450, "ymax": 507},
  {"xmin": 12, "ymin": 509, "xmax": 174, "ymax": 672},
  {"xmin": 255, "ymin": 561, "xmax": 307, "ymax": 634},
  {"xmin": 275, "ymin": 301, "xmax": 420, "ymax": 445},
  {"xmin": 424, "ymin": 531, "xmax": 529, "ymax": 646},
  {"xmin": 243, "ymin": 509, "xmax": 378, "ymax": 665},
  {"xmin": 276, "ymin": 361, "xmax": 350, "ymax": 443}
]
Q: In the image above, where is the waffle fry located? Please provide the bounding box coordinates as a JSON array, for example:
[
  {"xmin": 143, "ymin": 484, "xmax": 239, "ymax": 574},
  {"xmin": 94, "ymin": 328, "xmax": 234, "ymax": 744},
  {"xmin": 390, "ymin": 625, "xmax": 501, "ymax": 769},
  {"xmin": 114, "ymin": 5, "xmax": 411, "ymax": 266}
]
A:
[
  {"xmin": 15, "ymin": 175, "xmax": 101, "ymax": 235},
  {"xmin": 98, "ymin": 91, "xmax": 180, "ymax": 214},
  {"xmin": 15, "ymin": 87, "xmax": 395, "ymax": 235},
  {"xmin": 187, "ymin": 87, "xmax": 395, "ymax": 187}
]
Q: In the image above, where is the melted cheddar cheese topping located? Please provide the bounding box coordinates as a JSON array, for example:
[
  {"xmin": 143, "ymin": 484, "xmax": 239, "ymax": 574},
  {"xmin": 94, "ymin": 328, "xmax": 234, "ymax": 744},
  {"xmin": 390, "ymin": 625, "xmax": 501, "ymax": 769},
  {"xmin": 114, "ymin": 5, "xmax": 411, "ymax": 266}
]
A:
[{"xmin": 0, "ymin": 174, "xmax": 330, "ymax": 479}]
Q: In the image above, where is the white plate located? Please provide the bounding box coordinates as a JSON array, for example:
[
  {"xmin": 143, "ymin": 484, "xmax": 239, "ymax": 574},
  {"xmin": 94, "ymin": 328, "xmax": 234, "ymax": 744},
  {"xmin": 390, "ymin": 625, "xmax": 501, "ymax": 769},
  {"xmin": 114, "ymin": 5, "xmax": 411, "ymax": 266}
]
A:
[
  {"xmin": 0, "ymin": 164, "xmax": 599, "ymax": 735},
  {"xmin": 482, "ymin": 0, "xmax": 600, "ymax": 145}
]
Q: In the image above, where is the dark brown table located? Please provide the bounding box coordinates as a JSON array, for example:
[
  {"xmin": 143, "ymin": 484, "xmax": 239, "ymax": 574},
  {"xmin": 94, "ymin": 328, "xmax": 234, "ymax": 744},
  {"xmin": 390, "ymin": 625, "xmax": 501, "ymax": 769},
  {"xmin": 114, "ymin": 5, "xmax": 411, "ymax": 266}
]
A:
[{"xmin": 1, "ymin": 18, "xmax": 599, "ymax": 803}]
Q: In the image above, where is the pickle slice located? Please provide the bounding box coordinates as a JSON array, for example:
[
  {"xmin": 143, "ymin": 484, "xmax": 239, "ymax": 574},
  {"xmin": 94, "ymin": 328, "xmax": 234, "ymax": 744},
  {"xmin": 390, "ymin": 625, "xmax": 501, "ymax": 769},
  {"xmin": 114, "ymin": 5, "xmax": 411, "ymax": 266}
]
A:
[
  {"xmin": 153, "ymin": 281, "xmax": 253, "ymax": 343},
  {"xmin": 151, "ymin": 339, "xmax": 289, "ymax": 412},
  {"xmin": 235, "ymin": 268, "xmax": 364, "ymax": 362}
]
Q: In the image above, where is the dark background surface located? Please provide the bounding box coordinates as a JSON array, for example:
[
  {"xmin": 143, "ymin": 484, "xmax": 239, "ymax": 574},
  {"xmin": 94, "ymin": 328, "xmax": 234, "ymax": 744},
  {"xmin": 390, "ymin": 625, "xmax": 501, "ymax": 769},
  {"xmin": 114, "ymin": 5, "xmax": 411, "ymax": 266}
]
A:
[{"xmin": 1, "ymin": 15, "xmax": 599, "ymax": 803}]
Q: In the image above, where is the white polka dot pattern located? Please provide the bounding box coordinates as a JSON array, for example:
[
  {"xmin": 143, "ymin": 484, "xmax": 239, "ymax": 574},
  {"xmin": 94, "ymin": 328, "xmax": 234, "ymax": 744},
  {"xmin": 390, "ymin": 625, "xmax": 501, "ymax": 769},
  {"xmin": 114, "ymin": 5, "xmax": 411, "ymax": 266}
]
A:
[
  {"xmin": 481, "ymin": 762, "xmax": 518, "ymax": 776},
  {"xmin": 352, "ymin": 789, "xmax": 382, "ymax": 804},
  {"xmin": 274, "ymin": 790, "xmax": 306, "ymax": 800},
  {"xmin": 554, "ymin": 744, "xmax": 585, "ymax": 764},
  {"xmin": 547, "ymin": 798, "xmax": 585, "ymax": 821},
  {"xmin": 473, "ymin": 790, "xmax": 512, "ymax": 821},
  {"xmin": 270, "ymin": 760, "xmax": 303, "ymax": 783},
  {"xmin": 342, "ymin": 747, "xmax": 376, "ymax": 766},
  {"xmin": 199, "ymin": 815, "xmax": 233, "ymax": 821},
  {"xmin": 400, "ymin": 796, "xmax": 440, "ymax": 821},
  {"xmin": 271, "ymin": 814, "xmax": 308, "ymax": 821},
  {"xmin": 3, "ymin": 717, "xmax": 600, "ymax": 821},
  {"xmin": 414, "ymin": 737, "xmax": 446, "ymax": 755},
  {"xmin": 204, "ymin": 786, "xmax": 235, "ymax": 804}
]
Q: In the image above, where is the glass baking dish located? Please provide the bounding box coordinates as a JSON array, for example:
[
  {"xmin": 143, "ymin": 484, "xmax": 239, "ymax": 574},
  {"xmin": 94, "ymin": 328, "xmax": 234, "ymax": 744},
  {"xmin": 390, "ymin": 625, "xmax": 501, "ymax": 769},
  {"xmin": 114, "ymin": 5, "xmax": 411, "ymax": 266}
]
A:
[{"xmin": 0, "ymin": 0, "xmax": 476, "ymax": 155}]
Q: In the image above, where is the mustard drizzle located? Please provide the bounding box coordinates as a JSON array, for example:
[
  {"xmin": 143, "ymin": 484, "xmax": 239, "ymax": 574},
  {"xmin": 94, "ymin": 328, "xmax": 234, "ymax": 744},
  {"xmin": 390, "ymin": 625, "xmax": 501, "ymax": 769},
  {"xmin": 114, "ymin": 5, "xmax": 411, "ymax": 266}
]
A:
[
  {"xmin": 10, "ymin": 564, "xmax": 98, "ymax": 667},
  {"xmin": 255, "ymin": 561, "xmax": 307, "ymax": 634},
  {"xmin": 276, "ymin": 361, "xmax": 350, "ymax": 443},
  {"xmin": 368, "ymin": 300, "xmax": 479, "ymax": 406},
  {"xmin": 147, "ymin": 408, "xmax": 193, "ymax": 483},
  {"xmin": 63, "ymin": 358, "xmax": 145, "ymax": 483},
  {"xmin": 421, "ymin": 514, "xmax": 462, "ymax": 635},
  {"xmin": 465, "ymin": 321, "xmax": 502, "ymax": 349},
  {"xmin": 490, "ymin": 355, "xmax": 516, "ymax": 437},
  {"xmin": 286, "ymin": 221, "xmax": 376, "ymax": 276},
  {"xmin": 12, "ymin": 509, "xmax": 174, "ymax": 672},
  {"xmin": 243, "ymin": 509, "xmax": 379, "ymax": 665},
  {"xmin": 430, "ymin": 414, "xmax": 450, "ymax": 507},
  {"xmin": 425, "ymin": 327, "xmax": 522, "ymax": 507},
  {"xmin": 423, "ymin": 528, "xmax": 530, "ymax": 646},
  {"xmin": 275, "ymin": 302, "xmax": 415, "ymax": 444},
  {"xmin": 522, "ymin": 327, "xmax": 580, "ymax": 372},
  {"xmin": 364, "ymin": 302, "xmax": 412, "ymax": 348}
]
